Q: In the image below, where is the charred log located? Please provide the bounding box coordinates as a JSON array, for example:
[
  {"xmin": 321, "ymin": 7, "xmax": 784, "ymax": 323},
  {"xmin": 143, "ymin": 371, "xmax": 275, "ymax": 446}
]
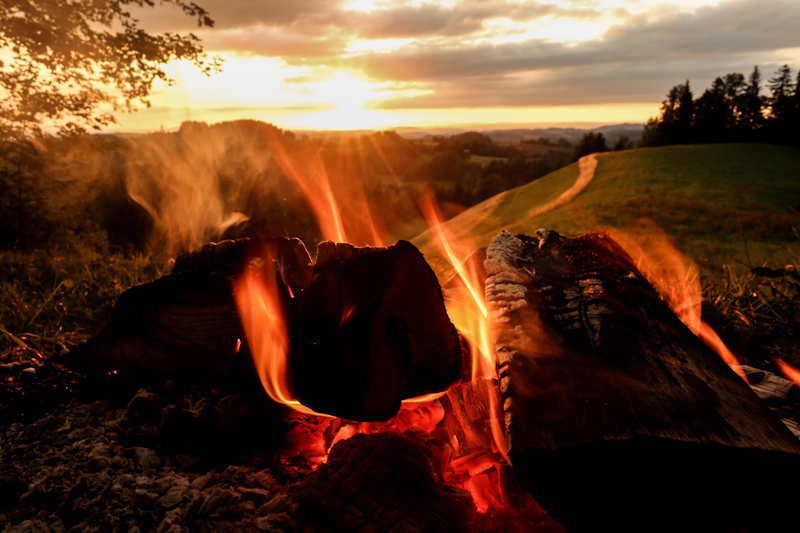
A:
[
  {"xmin": 485, "ymin": 229, "xmax": 800, "ymax": 532},
  {"xmin": 69, "ymin": 237, "xmax": 313, "ymax": 377},
  {"xmin": 289, "ymin": 240, "xmax": 463, "ymax": 421},
  {"xmin": 69, "ymin": 238, "xmax": 464, "ymax": 422}
]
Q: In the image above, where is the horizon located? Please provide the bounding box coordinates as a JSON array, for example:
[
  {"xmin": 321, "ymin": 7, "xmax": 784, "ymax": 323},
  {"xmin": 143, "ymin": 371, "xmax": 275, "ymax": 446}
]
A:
[{"xmin": 105, "ymin": 119, "xmax": 645, "ymax": 137}]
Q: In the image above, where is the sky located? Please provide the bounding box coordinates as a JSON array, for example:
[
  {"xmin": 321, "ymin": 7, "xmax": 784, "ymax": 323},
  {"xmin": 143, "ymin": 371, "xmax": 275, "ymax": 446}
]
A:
[{"xmin": 114, "ymin": 0, "xmax": 800, "ymax": 132}]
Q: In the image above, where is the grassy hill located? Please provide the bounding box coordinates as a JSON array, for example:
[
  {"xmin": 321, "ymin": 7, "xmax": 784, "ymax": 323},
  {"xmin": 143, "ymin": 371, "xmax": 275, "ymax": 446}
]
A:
[{"xmin": 412, "ymin": 143, "xmax": 800, "ymax": 269}]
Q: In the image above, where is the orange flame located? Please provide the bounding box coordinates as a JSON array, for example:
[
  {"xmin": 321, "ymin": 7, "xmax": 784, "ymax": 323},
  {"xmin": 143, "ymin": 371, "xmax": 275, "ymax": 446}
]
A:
[
  {"xmin": 420, "ymin": 195, "xmax": 494, "ymax": 381},
  {"xmin": 609, "ymin": 221, "xmax": 747, "ymax": 382},
  {"xmin": 420, "ymin": 195, "xmax": 508, "ymax": 463},
  {"xmin": 270, "ymin": 139, "xmax": 384, "ymax": 246},
  {"xmin": 233, "ymin": 260, "xmax": 328, "ymax": 416},
  {"xmin": 775, "ymin": 359, "xmax": 800, "ymax": 388}
]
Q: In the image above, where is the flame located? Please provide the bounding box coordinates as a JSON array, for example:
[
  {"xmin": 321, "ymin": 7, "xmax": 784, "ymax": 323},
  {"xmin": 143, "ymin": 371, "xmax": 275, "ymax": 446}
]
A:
[
  {"xmin": 269, "ymin": 137, "xmax": 385, "ymax": 246},
  {"xmin": 775, "ymin": 359, "xmax": 800, "ymax": 388},
  {"xmin": 609, "ymin": 221, "xmax": 747, "ymax": 382},
  {"xmin": 233, "ymin": 259, "xmax": 327, "ymax": 416},
  {"xmin": 420, "ymin": 195, "xmax": 495, "ymax": 381},
  {"xmin": 420, "ymin": 195, "xmax": 508, "ymax": 466}
]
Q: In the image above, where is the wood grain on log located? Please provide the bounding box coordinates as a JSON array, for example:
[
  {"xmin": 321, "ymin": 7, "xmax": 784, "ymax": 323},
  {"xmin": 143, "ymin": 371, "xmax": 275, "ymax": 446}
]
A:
[{"xmin": 485, "ymin": 229, "xmax": 800, "ymax": 531}]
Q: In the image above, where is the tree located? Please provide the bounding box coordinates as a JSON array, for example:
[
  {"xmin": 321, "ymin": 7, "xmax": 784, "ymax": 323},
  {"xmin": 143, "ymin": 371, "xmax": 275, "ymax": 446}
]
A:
[
  {"xmin": 573, "ymin": 132, "xmax": 608, "ymax": 160},
  {"xmin": 612, "ymin": 135, "xmax": 635, "ymax": 151},
  {"xmin": 642, "ymin": 81, "xmax": 693, "ymax": 146},
  {"xmin": 0, "ymin": 139, "xmax": 48, "ymax": 247},
  {"xmin": 693, "ymin": 77, "xmax": 730, "ymax": 143},
  {"xmin": 768, "ymin": 65, "xmax": 794, "ymax": 121},
  {"xmin": 738, "ymin": 66, "xmax": 765, "ymax": 131},
  {"xmin": 0, "ymin": 0, "xmax": 222, "ymax": 140}
]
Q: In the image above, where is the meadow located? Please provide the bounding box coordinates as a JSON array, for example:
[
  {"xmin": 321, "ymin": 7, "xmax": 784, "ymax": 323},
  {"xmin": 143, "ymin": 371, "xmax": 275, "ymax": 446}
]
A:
[{"xmin": 2, "ymin": 141, "xmax": 800, "ymax": 368}]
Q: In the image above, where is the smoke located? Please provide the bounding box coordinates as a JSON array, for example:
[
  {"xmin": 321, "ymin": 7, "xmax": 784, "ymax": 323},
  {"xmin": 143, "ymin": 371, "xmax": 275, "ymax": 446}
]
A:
[{"xmin": 124, "ymin": 122, "xmax": 253, "ymax": 255}]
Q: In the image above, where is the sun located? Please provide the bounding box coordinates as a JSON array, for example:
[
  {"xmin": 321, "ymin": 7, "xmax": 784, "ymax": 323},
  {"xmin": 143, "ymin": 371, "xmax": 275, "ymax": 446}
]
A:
[{"xmin": 291, "ymin": 73, "xmax": 400, "ymax": 130}]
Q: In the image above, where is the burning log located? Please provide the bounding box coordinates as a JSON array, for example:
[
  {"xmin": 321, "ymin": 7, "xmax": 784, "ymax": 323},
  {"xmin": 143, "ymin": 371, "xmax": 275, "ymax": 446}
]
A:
[
  {"xmin": 70, "ymin": 238, "xmax": 464, "ymax": 421},
  {"xmin": 69, "ymin": 237, "xmax": 313, "ymax": 376},
  {"xmin": 288, "ymin": 240, "xmax": 464, "ymax": 420},
  {"xmin": 485, "ymin": 229, "xmax": 800, "ymax": 531}
]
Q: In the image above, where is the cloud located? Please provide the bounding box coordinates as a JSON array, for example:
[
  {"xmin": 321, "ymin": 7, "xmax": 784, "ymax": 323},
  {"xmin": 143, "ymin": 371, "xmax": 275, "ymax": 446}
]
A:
[
  {"xmin": 199, "ymin": 25, "xmax": 350, "ymax": 59},
  {"xmin": 344, "ymin": 0, "xmax": 800, "ymax": 107},
  {"xmin": 131, "ymin": 0, "xmax": 800, "ymax": 109}
]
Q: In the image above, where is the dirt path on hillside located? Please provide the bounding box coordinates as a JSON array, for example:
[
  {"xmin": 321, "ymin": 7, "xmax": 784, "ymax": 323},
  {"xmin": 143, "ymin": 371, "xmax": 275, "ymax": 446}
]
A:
[{"xmin": 522, "ymin": 152, "xmax": 599, "ymax": 223}]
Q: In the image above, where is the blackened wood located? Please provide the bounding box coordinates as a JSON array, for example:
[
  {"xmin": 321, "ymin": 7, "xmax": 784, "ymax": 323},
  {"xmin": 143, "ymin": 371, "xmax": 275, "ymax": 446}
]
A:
[
  {"xmin": 70, "ymin": 238, "xmax": 465, "ymax": 422},
  {"xmin": 485, "ymin": 229, "xmax": 800, "ymax": 531},
  {"xmin": 289, "ymin": 240, "xmax": 463, "ymax": 421},
  {"xmin": 69, "ymin": 237, "xmax": 313, "ymax": 376}
]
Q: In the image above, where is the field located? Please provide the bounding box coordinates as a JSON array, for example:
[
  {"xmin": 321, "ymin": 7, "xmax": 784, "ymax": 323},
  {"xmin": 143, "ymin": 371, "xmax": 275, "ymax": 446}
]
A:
[{"xmin": 414, "ymin": 143, "xmax": 800, "ymax": 268}]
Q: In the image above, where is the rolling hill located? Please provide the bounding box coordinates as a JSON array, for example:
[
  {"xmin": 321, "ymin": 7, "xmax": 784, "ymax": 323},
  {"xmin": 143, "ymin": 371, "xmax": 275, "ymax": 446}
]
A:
[{"xmin": 412, "ymin": 143, "xmax": 800, "ymax": 268}]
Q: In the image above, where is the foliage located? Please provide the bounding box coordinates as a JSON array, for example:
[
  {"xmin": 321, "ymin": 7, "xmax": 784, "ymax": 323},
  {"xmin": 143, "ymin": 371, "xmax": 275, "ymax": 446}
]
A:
[
  {"xmin": 643, "ymin": 65, "xmax": 799, "ymax": 147},
  {"xmin": 0, "ymin": 138, "xmax": 50, "ymax": 248},
  {"xmin": 613, "ymin": 135, "xmax": 635, "ymax": 151},
  {"xmin": 573, "ymin": 132, "xmax": 608, "ymax": 160},
  {"xmin": 0, "ymin": 228, "xmax": 171, "ymax": 362},
  {"xmin": 0, "ymin": 0, "xmax": 222, "ymax": 138}
]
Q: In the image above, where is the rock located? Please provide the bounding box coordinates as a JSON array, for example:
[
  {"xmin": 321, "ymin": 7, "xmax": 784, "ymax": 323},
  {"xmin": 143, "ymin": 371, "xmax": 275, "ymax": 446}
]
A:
[
  {"xmin": 132, "ymin": 447, "xmax": 161, "ymax": 471},
  {"xmin": 256, "ymin": 513, "xmax": 297, "ymax": 533},
  {"xmin": 238, "ymin": 487, "xmax": 272, "ymax": 507},
  {"xmin": 257, "ymin": 494, "xmax": 292, "ymax": 516}
]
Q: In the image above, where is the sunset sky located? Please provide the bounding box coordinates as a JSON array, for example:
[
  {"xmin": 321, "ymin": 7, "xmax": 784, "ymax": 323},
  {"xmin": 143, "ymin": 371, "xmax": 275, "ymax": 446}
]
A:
[{"xmin": 116, "ymin": 0, "xmax": 800, "ymax": 132}]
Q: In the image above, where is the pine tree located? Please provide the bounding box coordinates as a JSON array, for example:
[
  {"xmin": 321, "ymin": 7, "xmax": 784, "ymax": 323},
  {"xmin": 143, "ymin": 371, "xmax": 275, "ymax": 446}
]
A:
[
  {"xmin": 738, "ymin": 66, "xmax": 765, "ymax": 132},
  {"xmin": 768, "ymin": 65, "xmax": 795, "ymax": 121}
]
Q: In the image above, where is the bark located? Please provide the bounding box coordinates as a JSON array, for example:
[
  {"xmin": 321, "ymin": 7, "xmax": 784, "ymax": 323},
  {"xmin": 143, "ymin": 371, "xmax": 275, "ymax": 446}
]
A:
[{"xmin": 485, "ymin": 229, "xmax": 800, "ymax": 531}]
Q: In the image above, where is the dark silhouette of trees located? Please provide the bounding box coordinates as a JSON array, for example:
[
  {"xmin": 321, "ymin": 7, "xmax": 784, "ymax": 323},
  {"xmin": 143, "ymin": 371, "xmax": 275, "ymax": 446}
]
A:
[
  {"xmin": 573, "ymin": 132, "xmax": 608, "ymax": 160},
  {"xmin": 641, "ymin": 64, "xmax": 800, "ymax": 148},
  {"xmin": 739, "ymin": 66, "xmax": 765, "ymax": 133},
  {"xmin": 0, "ymin": 139, "xmax": 48, "ymax": 247},
  {"xmin": 613, "ymin": 135, "xmax": 635, "ymax": 151}
]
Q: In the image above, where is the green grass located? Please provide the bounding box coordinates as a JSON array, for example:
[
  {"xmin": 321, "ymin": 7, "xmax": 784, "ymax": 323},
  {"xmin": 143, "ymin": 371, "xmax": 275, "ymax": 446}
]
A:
[
  {"xmin": 412, "ymin": 162, "xmax": 581, "ymax": 253},
  {"xmin": 0, "ymin": 229, "xmax": 171, "ymax": 363},
  {"xmin": 415, "ymin": 144, "xmax": 800, "ymax": 268}
]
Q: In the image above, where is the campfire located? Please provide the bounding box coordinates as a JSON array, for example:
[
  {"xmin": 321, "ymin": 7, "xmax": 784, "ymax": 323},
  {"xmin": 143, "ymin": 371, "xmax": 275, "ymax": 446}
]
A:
[
  {"xmin": 2, "ymin": 146, "xmax": 800, "ymax": 533},
  {"xmin": 1, "ymin": 220, "xmax": 790, "ymax": 532}
]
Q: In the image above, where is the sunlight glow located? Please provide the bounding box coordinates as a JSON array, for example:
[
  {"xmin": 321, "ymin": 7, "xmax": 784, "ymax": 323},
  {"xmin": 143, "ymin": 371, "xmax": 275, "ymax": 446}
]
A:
[{"xmin": 346, "ymin": 38, "xmax": 416, "ymax": 54}]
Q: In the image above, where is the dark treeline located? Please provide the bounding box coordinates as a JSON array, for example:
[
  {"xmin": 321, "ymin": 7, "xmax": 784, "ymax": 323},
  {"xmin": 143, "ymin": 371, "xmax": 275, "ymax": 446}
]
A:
[
  {"xmin": 642, "ymin": 65, "xmax": 800, "ymax": 147},
  {"xmin": 0, "ymin": 121, "xmax": 572, "ymax": 253}
]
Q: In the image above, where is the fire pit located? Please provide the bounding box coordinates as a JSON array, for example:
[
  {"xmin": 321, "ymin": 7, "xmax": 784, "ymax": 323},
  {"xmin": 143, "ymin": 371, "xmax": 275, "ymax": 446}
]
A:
[{"xmin": 2, "ymin": 229, "xmax": 799, "ymax": 532}]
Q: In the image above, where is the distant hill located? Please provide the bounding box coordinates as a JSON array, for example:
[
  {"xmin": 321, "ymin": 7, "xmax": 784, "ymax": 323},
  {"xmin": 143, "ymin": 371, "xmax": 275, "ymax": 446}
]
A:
[
  {"xmin": 412, "ymin": 143, "xmax": 800, "ymax": 268},
  {"xmin": 288, "ymin": 123, "xmax": 644, "ymax": 145}
]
